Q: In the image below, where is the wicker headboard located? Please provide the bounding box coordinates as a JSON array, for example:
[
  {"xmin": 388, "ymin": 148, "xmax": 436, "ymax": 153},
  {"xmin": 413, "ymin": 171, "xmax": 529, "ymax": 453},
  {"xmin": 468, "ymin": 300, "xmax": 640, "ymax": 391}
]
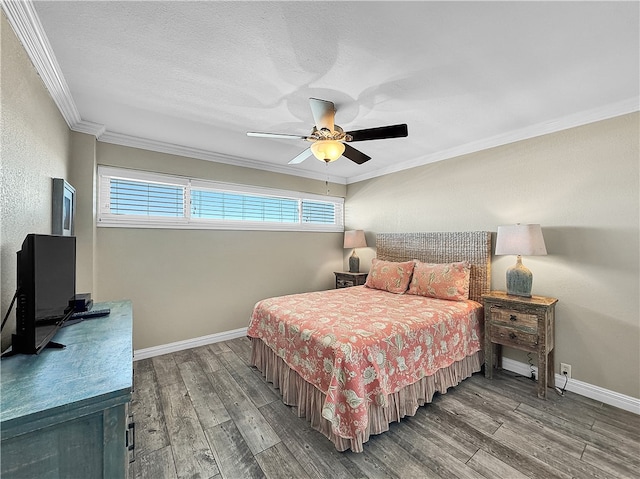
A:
[{"xmin": 375, "ymin": 231, "xmax": 492, "ymax": 303}]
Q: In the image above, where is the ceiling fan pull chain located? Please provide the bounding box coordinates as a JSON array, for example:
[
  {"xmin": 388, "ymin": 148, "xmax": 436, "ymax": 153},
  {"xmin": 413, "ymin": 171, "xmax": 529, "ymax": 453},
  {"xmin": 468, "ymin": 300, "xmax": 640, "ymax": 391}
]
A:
[{"xmin": 325, "ymin": 162, "xmax": 330, "ymax": 196}]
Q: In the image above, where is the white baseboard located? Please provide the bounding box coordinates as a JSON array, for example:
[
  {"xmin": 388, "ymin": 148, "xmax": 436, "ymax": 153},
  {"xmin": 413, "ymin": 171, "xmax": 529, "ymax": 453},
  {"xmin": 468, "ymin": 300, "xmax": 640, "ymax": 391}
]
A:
[
  {"xmin": 501, "ymin": 357, "xmax": 640, "ymax": 415},
  {"xmin": 133, "ymin": 330, "xmax": 639, "ymax": 416},
  {"xmin": 133, "ymin": 327, "xmax": 248, "ymax": 361}
]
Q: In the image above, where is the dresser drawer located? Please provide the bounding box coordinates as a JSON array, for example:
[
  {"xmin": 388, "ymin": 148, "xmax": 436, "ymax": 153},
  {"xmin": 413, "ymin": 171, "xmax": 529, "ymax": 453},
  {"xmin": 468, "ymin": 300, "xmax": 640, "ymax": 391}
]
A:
[
  {"xmin": 489, "ymin": 307, "xmax": 538, "ymax": 331},
  {"xmin": 489, "ymin": 324, "xmax": 539, "ymax": 348}
]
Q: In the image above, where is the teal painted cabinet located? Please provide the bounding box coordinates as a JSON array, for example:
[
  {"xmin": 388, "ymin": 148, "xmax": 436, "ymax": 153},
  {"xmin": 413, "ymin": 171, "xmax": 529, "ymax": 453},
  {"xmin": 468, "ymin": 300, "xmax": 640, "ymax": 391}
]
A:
[{"xmin": 1, "ymin": 301, "xmax": 133, "ymax": 478}]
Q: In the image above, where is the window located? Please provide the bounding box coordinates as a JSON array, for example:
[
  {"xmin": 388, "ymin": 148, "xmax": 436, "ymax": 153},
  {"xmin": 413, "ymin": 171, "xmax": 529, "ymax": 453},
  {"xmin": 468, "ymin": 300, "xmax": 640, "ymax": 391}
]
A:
[{"xmin": 98, "ymin": 166, "xmax": 344, "ymax": 232}]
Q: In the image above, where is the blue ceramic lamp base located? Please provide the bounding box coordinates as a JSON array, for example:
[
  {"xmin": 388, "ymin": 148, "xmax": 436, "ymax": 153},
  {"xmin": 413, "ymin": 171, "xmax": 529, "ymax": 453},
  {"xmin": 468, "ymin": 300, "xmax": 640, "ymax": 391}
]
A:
[{"xmin": 506, "ymin": 256, "xmax": 533, "ymax": 297}]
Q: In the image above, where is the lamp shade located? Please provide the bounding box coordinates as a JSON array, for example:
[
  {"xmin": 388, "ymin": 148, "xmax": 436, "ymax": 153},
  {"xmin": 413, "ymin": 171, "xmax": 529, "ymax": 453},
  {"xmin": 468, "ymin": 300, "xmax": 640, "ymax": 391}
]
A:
[
  {"xmin": 310, "ymin": 140, "xmax": 345, "ymax": 162},
  {"xmin": 495, "ymin": 224, "xmax": 547, "ymax": 256},
  {"xmin": 344, "ymin": 230, "xmax": 367, "ymax": 249}
]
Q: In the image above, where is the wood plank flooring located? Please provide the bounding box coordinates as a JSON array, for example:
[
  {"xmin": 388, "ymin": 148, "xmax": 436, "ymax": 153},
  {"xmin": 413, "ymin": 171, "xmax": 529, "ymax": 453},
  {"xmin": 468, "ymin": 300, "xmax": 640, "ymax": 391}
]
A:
[{"xmin": 129, "ymin": 338, "xmax": 640, "ymax": 479}]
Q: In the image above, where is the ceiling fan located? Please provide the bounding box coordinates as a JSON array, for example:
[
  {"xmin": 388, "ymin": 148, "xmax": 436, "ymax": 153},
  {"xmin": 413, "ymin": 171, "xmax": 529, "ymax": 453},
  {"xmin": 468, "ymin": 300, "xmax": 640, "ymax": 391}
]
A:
[{"xmin": 247, "ymin": 98, "xmax": 408, "ymax": 165}]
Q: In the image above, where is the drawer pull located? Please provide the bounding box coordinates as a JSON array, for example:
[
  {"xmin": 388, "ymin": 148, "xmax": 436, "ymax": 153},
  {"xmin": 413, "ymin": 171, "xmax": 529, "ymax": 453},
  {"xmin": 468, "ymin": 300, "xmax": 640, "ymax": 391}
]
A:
[
  {"xmin": 126, "ymin": 418, "xmax": 135, "ymax": 453},
  {"xmin": 510, "ymin": 314, "xmax": 517, "ymax": 321},
  {"xmin": 509, "ymin": 332, "xmax": 517, "ymax": 340}
]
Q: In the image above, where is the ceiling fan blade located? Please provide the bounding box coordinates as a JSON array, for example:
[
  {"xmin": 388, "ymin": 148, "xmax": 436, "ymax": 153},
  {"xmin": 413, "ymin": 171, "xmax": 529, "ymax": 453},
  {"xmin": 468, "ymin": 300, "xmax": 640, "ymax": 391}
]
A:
[
  {"xmin": 343, "ymin": 144, "xmax": 371, "ymax": 165},
  {"xmin": 247, "ymin": 131, "xmax": 308, "ymax": 140},
  {"xmin": 346, "ymin": 124, "xmax": 408, "ymax": 142},
  {"xmin": 288, "ymin": 148, "xmax": 313, "ymax": 164},
  {"xmin": 309, "ymin": 98, "xmax": 335, "ymax": 132}
]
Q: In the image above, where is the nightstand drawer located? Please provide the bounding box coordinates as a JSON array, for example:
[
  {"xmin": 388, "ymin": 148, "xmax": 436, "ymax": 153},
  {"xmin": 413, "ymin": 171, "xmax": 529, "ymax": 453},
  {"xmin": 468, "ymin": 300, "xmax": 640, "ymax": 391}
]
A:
[
  {"xmin": 490, "ymin": 307, "xmax": 538, "ymax": 330},
  {"xmin": 337, "ymin": 278, "xmax": 355, "ymax": 288},
  {"xmin": 489, "ymin": 324, "xmax": 538, "ymax": 348},
  {"xmin": 334, "ymin": 272, "xmax": 367, "ymax": 289}
]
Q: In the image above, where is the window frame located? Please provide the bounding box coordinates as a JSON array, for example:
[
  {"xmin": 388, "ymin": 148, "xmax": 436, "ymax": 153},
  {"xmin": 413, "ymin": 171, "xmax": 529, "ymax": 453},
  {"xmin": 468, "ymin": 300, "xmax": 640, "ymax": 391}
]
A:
[{"xmin": 97, "ymin": 166, "xmax": 344, "ymax": 232}]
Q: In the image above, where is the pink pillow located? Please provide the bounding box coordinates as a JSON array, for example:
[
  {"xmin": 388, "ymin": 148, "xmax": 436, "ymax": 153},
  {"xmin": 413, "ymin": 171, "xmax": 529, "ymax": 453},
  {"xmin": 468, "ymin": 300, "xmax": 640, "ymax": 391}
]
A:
[
  {"xmin": 407, "ymin": 261, "xmax": 471, "ymax": 301},
  {"xmin": 365, "ymin": 259, "xmax": 415, "ymax": 294}
]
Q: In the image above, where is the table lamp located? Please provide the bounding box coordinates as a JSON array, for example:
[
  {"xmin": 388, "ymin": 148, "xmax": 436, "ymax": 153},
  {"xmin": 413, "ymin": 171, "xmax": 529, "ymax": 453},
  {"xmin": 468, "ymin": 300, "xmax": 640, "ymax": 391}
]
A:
[
  {"xmin": 344, "ymin": 230, "xmax": 367, "ymax": 273},
  {"xmin": 495, "ymin": 224, "xmax": 547, "ymax": 297}
]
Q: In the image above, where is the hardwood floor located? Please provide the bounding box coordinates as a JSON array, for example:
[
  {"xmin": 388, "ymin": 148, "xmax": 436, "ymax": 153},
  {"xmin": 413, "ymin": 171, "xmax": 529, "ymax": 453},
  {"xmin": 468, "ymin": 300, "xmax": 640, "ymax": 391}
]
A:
[{"xmin": 129, "ymin": 338, "xmax": 640, "ymax": 479}]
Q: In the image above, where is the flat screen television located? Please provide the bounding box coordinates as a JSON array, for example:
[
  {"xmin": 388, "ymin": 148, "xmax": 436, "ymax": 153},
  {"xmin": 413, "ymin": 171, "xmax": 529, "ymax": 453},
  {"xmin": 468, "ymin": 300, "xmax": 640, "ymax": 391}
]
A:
[{"xmin": 11, "ymin": 234, "xmax": 76, "ymax": 354}]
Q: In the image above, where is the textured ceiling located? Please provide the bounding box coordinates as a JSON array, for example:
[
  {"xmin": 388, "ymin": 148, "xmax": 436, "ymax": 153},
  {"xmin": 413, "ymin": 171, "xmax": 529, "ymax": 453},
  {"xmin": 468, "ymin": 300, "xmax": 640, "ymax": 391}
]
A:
[{"xmin": 27, "ymin": 1, "xmax": 640, "ymax": 183}]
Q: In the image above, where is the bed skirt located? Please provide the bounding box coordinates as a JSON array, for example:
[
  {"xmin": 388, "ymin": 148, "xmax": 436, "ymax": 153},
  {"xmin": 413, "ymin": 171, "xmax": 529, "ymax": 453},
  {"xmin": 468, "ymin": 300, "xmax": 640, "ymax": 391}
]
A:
[{"xmin": 249, "ymin": 337, "xmax": 483, "ymax": 453}]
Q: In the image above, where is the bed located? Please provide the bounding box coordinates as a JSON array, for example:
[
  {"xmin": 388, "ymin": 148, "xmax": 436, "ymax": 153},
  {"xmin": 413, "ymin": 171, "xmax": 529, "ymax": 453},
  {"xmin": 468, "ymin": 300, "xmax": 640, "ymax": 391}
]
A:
[{"xmin": 247, "ymin": 231, "xmax": 492, "ymax": 452}]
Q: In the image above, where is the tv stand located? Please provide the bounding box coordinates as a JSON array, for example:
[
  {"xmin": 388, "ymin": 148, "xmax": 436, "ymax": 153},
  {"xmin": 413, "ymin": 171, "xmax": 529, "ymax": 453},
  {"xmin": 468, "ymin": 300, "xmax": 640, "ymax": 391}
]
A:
[
  {"xmin": 44, "ymin": 340, "xmax": 65, "ymax": 349},
  {"xmin": 1, "ymin": 300, "xmax": 133, "ymax": 477}
]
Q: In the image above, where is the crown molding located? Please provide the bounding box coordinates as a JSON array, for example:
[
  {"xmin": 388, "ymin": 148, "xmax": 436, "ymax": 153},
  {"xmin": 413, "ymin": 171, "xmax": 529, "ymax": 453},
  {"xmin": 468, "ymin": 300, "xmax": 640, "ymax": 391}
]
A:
[
  {"xmin": 347, "ymin": 97, "xmax": 640, "ymax": 184},
  {"xmin": 67, "ymin": 97, "xmax": 640, "ymax": 187},
  {"xmin": 1, "ymin": 0, "xmax": 82, "ymax": 128},
  {"xmin": 3, "ymin": 0, "xmax": 106, "ymax": 138},
  {"xmin": 72, "ymin": 120, "xmax": 106, "ymax": 137},
  {"xmin": 98, "ymin": 131, "xmax": 347, "ymax": 185}
]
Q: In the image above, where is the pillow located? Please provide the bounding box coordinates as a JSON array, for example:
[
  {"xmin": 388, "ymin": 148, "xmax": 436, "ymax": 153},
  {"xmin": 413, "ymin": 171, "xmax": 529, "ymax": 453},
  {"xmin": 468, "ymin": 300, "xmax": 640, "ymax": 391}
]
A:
[
  {"xmin": 407, "ymin": 261, "xmax": 471, "ymax": 301},
  {"xmin": 364, "ymin": 259, "xmax": 415, "ymax": 294}
]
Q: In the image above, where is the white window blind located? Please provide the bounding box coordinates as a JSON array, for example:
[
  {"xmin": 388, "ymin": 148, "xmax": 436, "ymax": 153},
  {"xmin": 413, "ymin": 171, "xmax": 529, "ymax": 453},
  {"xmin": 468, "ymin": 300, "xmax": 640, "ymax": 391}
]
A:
[
  {"xmin": 302, "ymin": 200, "xmax": 337, "ymax": 224},
  {"xmin": 190, "ymin": 190, "xmax": 299, "ymax": 223},
  {"xmin": 110, "ymin": 179, "xmax": 185, "ymax": 217},
  {"xmin": 98, "ymin": 166, "xmax": 344, "ymax": 231}
]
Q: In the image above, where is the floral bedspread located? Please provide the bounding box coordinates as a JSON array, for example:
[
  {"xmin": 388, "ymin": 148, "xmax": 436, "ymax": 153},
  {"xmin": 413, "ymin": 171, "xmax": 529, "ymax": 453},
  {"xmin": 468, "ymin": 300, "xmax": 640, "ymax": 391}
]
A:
[{"xmin": 247, "ymin": 286, "xmax": 483, "ymax": 440}]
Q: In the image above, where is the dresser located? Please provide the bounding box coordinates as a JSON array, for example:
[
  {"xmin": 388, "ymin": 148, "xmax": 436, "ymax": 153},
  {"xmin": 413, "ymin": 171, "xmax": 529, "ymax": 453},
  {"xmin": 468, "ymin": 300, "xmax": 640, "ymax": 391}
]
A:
[
  {"xmin": 483, "ymin": 291, "xmax": 558, "ymax": 399},
  {"xmin": 1, "ymin": 300, "xmax": 133, "ymax": 478}
]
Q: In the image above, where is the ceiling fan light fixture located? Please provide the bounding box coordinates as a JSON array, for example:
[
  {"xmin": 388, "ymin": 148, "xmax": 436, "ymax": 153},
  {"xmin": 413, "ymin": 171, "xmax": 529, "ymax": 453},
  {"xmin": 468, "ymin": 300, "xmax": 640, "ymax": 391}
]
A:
[
  {"xmin": 310, "ymin": 140, "xmax": 345, "ymax": 162},
  {"xmin": 247, "ymin": 98, "xmax": 407, "ymax": 165}
]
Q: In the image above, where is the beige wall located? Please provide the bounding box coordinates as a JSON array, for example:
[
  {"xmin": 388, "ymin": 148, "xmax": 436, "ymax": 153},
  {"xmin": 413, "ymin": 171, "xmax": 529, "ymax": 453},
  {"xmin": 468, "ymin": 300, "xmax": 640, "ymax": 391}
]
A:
[
  {"xmin": 346, "ymin": 112, "xmax": 640, "ymax": 399},
  {"xmin": 0, "ymin": 12, "xmax": 73, "ymax": 351},
  {"xmin": 94, "ymin": 142, "xmax": 346, "ymax": 350},
  {"xmin": 68, "ymin": 132, "xmax": 97, "ymax": 294},
  {"xmin": 96, "ymin": 228, "xmax": 342, "ymax": 350},
  {"xmin": 97, "ymin": 142, "xmax": 347, "ymax": 198}
]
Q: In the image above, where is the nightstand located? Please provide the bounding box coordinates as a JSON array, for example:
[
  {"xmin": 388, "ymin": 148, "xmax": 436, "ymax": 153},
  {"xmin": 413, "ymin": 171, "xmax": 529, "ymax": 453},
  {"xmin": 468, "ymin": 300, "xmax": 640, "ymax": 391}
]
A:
[
  {"xmin": 334, "ymin": 272, "xmax": 368, "ymax": 289},
  {"xmin": 483, "ymin": 291, "xmax": 558, "ymax": 399}
]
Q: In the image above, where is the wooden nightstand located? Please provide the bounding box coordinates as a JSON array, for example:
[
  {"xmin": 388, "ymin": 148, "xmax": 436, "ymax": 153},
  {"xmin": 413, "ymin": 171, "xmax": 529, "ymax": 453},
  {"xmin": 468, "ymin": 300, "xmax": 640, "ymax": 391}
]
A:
[
  {"xmin": 334, "ymin": 272, "xmax": 368, "ymax": 289},
  {"xmin": 483, "ymin": 291, "xmax": 558, "ymax": 399}
]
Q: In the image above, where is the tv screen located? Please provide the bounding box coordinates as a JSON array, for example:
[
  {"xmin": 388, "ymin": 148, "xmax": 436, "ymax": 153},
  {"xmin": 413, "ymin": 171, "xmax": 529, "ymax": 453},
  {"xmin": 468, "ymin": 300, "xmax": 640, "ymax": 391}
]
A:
[{"xmin": 12, "ymin": 234, "xmax": 76, "ymax": 354}]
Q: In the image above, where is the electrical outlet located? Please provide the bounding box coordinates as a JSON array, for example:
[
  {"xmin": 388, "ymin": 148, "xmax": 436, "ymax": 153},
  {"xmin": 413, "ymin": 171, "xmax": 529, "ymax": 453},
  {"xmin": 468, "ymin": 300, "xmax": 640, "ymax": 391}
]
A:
[{"xmin": 560, "ymin": 363, "xmax": 572, "ymax": 378}]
